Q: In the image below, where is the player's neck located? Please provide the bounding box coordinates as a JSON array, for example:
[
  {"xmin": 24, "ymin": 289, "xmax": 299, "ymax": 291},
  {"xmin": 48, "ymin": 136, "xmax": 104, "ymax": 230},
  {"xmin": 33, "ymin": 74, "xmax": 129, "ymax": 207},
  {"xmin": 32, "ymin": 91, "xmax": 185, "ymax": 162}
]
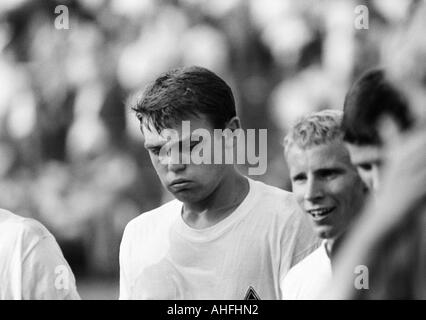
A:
[
  {"xmin": 182, "ymin": 171, "xmax": 249, "ymax": 229},
  {"xmin": 325, "ymin": 239, "xmax": 335, "ymax": 258},
  {"xmin": 326, "ymin": 232, "xmax": 347, "ymax": 266}
]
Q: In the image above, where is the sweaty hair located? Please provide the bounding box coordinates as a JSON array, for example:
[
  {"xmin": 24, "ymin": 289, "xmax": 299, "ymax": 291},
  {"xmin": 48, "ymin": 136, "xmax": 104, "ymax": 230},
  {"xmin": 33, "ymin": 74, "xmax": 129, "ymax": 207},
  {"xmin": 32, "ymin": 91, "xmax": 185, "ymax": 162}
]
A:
[
  {"xmin": 129, "ymin": 66, "xmax": 236, "ymax": 132},
  {"xmin": 284, "ymin": 109, "xmax": 343, "ymax": 156},
  {"xmin": 342, "ymin": 68, "xmax": 413, "ymax": 145}
]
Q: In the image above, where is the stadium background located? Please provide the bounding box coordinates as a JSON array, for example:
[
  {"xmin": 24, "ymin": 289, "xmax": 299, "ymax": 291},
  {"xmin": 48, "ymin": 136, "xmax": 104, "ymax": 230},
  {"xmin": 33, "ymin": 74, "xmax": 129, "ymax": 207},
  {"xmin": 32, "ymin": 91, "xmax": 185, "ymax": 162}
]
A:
[{"xmin": 0, "ymin": 0, "xmax": 417, "ymax": 298}]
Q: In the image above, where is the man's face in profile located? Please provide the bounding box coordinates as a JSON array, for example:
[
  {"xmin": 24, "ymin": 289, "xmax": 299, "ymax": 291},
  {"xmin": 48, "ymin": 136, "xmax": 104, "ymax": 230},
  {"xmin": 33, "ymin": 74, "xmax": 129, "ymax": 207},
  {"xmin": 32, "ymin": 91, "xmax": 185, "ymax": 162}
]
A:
[
  {"xmin": 346, "ymin": 115, "xmax": 406, "ymax": 192},
  {"xmin": 345, "ymin": 143, "xmax": 383, "ymax": 192}
]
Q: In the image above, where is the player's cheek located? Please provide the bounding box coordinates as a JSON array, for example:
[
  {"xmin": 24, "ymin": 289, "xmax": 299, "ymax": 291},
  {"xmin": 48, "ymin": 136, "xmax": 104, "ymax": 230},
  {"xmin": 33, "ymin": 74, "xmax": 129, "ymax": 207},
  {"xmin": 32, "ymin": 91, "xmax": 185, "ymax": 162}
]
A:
[{"xmin": 292, "ymin": 185, "xmax": 305, "ymax": 208}]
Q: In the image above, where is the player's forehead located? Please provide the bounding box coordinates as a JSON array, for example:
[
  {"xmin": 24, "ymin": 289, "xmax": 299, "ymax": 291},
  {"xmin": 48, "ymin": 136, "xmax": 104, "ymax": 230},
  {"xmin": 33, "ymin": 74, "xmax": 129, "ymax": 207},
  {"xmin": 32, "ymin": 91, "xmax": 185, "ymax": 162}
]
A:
[
  {"xmin": 287, "ymin": 142, "xmax": 351, "ymax": 172},
  {"xmin": 345, "ymin": 143, "xmax": 382, "ymax": 165},
  {"xmin": 141, "ymin": 115, "xmax": 214, "ymax": 148},
  {"xmin": 142, "ymin": 126, "xmax": 175, "ymax": 148}
]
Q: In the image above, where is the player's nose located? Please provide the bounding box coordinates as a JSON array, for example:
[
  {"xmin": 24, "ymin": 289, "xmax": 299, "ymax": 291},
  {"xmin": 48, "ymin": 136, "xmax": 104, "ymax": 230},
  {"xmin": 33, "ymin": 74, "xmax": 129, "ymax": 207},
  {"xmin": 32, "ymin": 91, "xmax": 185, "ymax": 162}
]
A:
[
  {"xmin": 304, "ymin": 177, "xmax": 324, "ymax": 202},
  {"xmin": 167, "ymin": 157, "xmax": 186, "ymax": 173},
  {"xmin": 371, "ymin": 166, "xmax": 381, "ymax": 191}
]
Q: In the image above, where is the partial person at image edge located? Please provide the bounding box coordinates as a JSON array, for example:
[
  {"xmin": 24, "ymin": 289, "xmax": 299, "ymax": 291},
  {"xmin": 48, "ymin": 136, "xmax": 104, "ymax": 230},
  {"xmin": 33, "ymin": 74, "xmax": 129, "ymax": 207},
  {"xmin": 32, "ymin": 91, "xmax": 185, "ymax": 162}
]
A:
[{"xmin": 0, "ymin": 208, "xmax": 80, "ymax": 299}]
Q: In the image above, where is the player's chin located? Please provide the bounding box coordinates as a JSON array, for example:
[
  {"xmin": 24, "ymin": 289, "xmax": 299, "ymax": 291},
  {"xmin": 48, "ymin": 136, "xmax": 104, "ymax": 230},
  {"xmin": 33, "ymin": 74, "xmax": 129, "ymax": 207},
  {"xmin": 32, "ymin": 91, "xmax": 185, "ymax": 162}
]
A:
[
  {"xmin": 171, "ymin": 189, "xmax": 201, "ymax": 203},
  {"xmin": 314, "ymin": 225, "xmax": 335, "ymax": 240}
]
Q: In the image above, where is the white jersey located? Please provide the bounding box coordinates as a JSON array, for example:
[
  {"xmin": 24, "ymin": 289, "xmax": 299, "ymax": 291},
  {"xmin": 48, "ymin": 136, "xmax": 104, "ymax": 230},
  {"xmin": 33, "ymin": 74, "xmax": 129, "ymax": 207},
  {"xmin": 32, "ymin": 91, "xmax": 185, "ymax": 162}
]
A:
[
  {"xmin": 281, "ymin": 241, "xmax": 331, "ymax": 299},
  {"xmin": 120, "ymin": 178, "xmax": 320, "ymax": 300},
  {"xmin": 0, "ymin": 209, "xmax": 80, "ymax": 300}
]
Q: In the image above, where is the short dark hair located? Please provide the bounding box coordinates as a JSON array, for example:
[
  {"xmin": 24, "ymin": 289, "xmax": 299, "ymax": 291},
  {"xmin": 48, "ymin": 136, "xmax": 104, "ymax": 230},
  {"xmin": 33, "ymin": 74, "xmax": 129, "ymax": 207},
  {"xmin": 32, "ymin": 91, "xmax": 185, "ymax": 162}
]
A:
[
  {"xmin": 130, "ymin": 66, "xmax": 236, "ymax": 132},
  {"xmin": 342, "ymin": 68, "xmax": 413, "ymax": 145}
]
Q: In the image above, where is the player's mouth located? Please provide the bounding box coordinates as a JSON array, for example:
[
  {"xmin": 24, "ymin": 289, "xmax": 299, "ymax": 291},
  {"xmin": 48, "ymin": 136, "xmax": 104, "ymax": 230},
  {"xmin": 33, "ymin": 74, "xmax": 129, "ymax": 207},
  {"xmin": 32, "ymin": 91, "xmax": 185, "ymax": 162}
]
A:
[
  {"xmin": 306, "ymin": 207, "xmax": 335, "ymax": 220},
  {"xmin": 169, "ymin": 179, "xmax": 193, "ymax": 190}
]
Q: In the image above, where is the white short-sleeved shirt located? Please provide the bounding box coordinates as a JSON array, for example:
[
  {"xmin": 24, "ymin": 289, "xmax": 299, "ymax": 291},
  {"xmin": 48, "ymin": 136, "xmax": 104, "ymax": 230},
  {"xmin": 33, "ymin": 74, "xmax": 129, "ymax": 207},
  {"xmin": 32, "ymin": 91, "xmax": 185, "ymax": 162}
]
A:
[
  {"xmin": 120, "ymin": 178, "xmax": 320, "ymax": 300},
  {"xmin": 0, "ymin": 209, "xmax": 80, "ymax": 300},
  {"xmin": 281, "ymin": 241, "xmax": 332, "ymax": 299}
]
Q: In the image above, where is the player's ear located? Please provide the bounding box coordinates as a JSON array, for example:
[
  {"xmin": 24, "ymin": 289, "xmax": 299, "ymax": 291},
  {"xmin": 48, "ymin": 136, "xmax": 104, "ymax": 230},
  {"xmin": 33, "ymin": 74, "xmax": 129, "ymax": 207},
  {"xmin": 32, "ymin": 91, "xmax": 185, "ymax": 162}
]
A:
[
  {"xmin": 223, "ymin": 117, "xmax": 242, "ymax": 149},
  {"xmin": 225, "ymin": 116, "xmax": 241, "ymax": 131}
]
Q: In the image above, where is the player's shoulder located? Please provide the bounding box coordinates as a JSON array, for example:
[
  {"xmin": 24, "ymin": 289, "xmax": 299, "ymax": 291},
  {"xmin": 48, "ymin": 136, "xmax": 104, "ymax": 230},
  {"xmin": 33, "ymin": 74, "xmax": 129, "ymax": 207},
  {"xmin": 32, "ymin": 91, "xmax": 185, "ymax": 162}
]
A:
[
  {"xmin": 287, "ymin": 245, "xmax": 324, "ymax": 277},
  {"xmin": 250, "ymin": 179, "xmax": 301, "ymax": 217},
  {"xmin": 282, "ymin": 242, "xmax": 330, "ymax": 299},
  {"xmin": 281, "ymin": 245, "xmax": 325, "ymax": 300},
  {"xmin": 0, "ymin": 208, "xmax": 51, "ymax": 241},
  {"xmin": 124, "ymin": 199, "xmax": 181, "ymax": 235},
  {"xmin": 252, "ymin": 179, "xmax": 296, "ymax": 202}
]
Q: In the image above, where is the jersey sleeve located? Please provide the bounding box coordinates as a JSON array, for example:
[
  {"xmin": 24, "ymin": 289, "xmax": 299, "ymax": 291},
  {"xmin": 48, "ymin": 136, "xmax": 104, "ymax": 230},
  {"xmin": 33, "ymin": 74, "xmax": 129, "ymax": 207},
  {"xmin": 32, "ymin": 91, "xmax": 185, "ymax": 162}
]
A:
[
  {"xmin": 278, "ymin": 204, "xmax": 320, "ymax": 297},
  {"xmin": 290, "ymin": 213, "xmax": 321, "ymax": 267},
  {"xmin": 119, "ymin": 222, "xmax": 132, "ymax": 300},
  {"xmin": 21, "ymin": 233, "xmax": 80, "ymax": 300}
]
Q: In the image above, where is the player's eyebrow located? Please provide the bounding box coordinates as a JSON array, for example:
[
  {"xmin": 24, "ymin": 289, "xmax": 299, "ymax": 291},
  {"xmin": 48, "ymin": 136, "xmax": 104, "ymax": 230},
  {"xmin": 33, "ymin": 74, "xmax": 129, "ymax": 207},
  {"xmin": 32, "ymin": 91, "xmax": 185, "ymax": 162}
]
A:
[
  {"xmin": 144, "ymin": 131, "xmax": 201, "ymax": 150},
  {"xmin": 291, "ymin": 172, "xmax": 306, "ymax": 180},
  {"xmin": 144, "ymin": 142, "xmax": 164, "ymax": 149},
  {"xmin": 314, "ymin": 167, "xmax": 346, "ymax": 175}
]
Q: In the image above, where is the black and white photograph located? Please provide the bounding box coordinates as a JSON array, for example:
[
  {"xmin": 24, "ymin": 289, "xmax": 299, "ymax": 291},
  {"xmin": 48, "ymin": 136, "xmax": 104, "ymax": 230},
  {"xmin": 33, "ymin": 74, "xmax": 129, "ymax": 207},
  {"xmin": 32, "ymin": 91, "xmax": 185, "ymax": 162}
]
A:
[{"xmin": 0, "ymin": 0, "xmax": 425, "ymax": 312}]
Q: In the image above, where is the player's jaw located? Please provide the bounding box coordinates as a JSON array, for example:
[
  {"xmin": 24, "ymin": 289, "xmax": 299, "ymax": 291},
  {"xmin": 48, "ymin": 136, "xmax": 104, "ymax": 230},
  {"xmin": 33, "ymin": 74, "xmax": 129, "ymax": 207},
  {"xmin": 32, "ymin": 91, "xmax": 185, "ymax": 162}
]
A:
[{"xmin": 304, "ymin": 201, "xmax": 341, "ymax": 239}]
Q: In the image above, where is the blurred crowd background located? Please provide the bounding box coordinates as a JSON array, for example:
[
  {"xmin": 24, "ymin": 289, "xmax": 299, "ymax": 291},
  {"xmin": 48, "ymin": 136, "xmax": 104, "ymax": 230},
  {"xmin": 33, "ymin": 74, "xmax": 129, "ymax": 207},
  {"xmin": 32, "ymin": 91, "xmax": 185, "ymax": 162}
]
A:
[{"xmin": 0, "ymin": 0, "xmax": 420, "ymax": 299}]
